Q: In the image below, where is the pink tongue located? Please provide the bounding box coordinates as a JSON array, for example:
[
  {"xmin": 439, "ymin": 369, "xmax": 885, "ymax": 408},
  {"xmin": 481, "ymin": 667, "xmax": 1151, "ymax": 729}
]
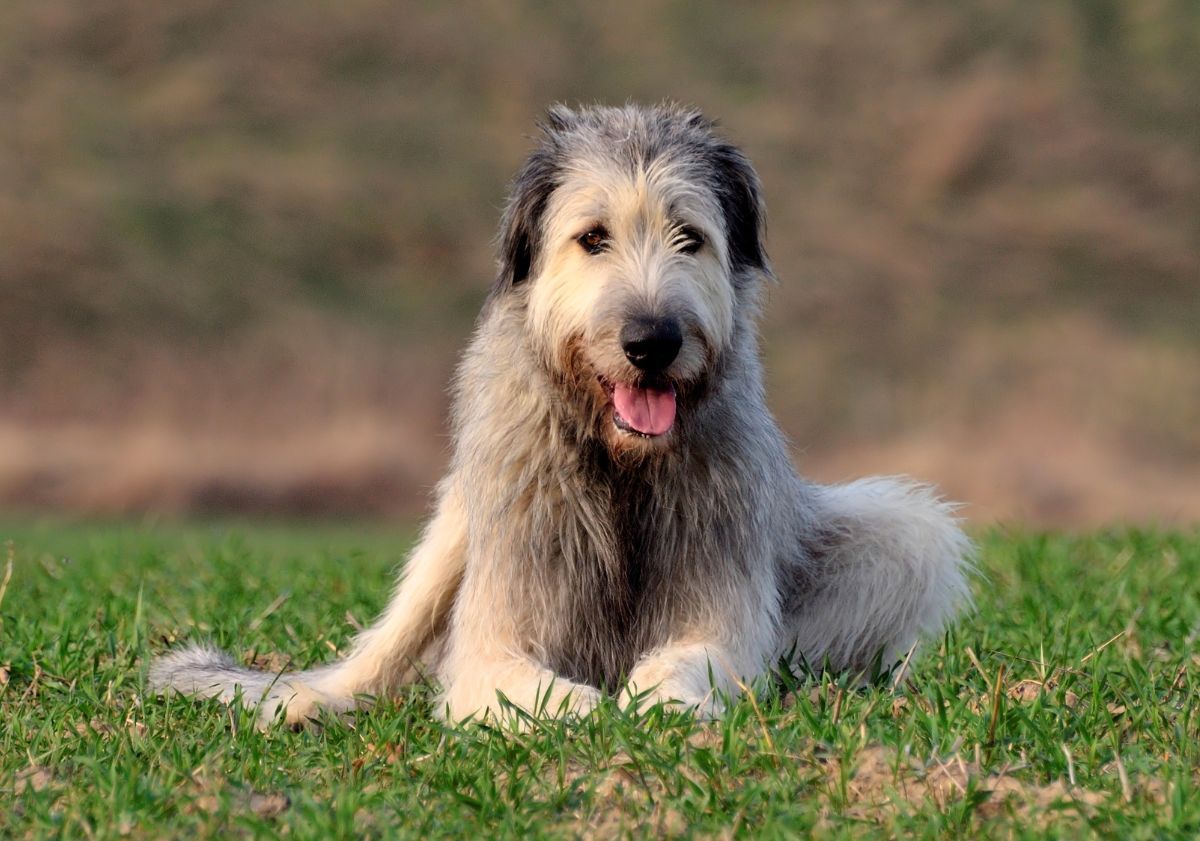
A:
[{"xmin": 612, "ymin": 383, "xmax": 677, "ymax": 435}]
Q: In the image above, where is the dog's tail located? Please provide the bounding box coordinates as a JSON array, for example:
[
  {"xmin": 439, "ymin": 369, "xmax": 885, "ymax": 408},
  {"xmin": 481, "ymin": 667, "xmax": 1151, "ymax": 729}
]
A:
[
  {"xmin": 149, "ymin": 644, "xmax": 358, "ymax": 725},
  {"xmin": 149, "ymin": 644, "xmax": 292, "ymax": 704},
  {"xmin": 149, "ymin": 480, "xmax": 469, "ymax": 725}
]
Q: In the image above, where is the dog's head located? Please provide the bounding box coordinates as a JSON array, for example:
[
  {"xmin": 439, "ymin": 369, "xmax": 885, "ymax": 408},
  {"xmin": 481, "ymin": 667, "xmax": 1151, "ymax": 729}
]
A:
[{"xmin": 489, "ymin": 104, "xmax": 771, "ymax": 458}]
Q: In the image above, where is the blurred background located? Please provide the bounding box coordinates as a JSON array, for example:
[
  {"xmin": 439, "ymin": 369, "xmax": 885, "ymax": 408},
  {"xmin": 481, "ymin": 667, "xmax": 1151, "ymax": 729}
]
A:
[{"xmin": 1, "ymin": 0, "xmax": 1197, "ymax": 527}]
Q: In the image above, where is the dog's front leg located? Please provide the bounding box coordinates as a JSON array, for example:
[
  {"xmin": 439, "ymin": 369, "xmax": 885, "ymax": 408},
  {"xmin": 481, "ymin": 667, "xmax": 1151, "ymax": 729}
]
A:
[
  {"xmin": 624, "ymin": 618, "xmax": 776, "ymax": 718},
  {"xmin": 435, "ymin": 563, "xmax": 600, "ymax": 724},
  {"xmin": 623, "ymin": 567, "xmax": 780, "ymax": 717},
  {"xmin": 291, "ymin": 479, "xmax": 469, "ymax": 715},
  {"xmin": 150, "ymin": 477, "xmax": 469, "ymax": 729}
]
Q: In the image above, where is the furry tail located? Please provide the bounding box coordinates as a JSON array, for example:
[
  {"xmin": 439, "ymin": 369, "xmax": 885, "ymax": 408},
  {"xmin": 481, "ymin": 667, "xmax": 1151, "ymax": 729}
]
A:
[
  {"xmin": 149, "ymin": 644, "xmax": 286, "ymax": 704},
  {"xmin": 149, "ymin": 479, "xmax": 469, "ymax": 727},
  {"xmin": 149, "ymin": 644, "xmax": 350, "ymax": 726}
]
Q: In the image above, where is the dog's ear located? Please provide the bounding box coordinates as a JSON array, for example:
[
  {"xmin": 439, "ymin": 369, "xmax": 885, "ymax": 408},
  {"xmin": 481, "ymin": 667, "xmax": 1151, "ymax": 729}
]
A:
[
  {"xmin": 490, "ymin": 116, "xmax": 568, "ymax": 299},
  {"xmin": 709, "ymin": 144, "xmax": 771, "ymax": 281},
  {"xmin": 491, "ymin": 148, "xmax": 559, "ymax": 298}
]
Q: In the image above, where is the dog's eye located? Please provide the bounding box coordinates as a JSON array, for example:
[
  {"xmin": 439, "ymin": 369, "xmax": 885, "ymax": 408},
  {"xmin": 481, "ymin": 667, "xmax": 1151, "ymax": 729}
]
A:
[
  {"xmin": 577, "ymin": 226, "xmax": 609, "ymax": 255},
  {"xmin": 678, "ymin": 226, "xmax": 705, "ymax": 255}
]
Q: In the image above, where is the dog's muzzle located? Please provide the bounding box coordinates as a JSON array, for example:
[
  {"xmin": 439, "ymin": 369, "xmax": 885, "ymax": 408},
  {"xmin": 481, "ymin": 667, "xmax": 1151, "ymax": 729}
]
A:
[{"xmin": 606, "ymin": 315, "xmax": 684, "ymax": 438}]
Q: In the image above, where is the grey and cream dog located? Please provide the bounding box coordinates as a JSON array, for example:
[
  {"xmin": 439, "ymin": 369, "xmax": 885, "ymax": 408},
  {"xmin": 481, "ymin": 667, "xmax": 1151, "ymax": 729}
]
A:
[{"xmin": 151, "ymin": 104, "xmax": 972, "ymax": 726}]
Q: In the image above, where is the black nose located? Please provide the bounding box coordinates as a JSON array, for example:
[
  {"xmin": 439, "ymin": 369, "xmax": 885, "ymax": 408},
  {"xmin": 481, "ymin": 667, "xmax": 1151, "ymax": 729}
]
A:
[{"xmin": 621, "ymin": 316, "xmax": 683, "ymax": 371}]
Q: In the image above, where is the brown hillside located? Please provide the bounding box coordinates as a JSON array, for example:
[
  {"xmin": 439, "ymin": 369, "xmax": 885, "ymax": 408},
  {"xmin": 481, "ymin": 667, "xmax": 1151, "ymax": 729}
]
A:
[{"xmin": 2, "ymin": 1, "xmax": 1198, "ymax": 525}]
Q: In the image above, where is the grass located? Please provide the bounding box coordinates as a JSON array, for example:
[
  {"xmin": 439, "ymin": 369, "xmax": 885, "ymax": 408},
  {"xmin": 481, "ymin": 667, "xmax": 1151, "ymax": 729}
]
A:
[{"xmin": 1, "ymin": 519, "xmax": 1198, "ymax": 838}]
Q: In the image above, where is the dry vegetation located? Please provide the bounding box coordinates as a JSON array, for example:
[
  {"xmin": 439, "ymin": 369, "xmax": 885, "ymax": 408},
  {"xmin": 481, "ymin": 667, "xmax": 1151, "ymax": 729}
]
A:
[{"xmin": 1, "ymin": 0, "xmax": 1198, "ymax": 524}]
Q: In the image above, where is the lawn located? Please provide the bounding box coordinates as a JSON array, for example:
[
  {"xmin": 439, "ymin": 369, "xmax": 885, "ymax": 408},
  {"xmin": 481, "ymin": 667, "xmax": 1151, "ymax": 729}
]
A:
[{"xmin": 1, "ymin": 519, "xmax": 1197, "ymax": 838}]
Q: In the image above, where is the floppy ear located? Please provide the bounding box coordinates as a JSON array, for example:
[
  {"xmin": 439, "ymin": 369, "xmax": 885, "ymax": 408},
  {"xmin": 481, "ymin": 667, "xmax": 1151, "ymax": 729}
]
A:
[
  {"xmin": 490, "ymin": 116, "xmax": 570, "ymax": 299},
  {"xmin": 709, "ymin": 144, "xmax": 771, "ymax": 280}
]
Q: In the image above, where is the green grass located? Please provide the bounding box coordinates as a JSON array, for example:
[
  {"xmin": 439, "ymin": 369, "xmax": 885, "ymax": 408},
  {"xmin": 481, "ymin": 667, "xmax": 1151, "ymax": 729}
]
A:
[{"xmin": 2, "ymin": 520, "xmax": 1198, "ymax": 838}]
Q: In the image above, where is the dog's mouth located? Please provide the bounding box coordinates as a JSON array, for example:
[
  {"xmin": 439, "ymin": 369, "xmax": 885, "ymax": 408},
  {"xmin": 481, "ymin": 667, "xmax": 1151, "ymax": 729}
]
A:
[{"xmin": 600, "ymin": 377, "xmax": 677, "ymax": 437}]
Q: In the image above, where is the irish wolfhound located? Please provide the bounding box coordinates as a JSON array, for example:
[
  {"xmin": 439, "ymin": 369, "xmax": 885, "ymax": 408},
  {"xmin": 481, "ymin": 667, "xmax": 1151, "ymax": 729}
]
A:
[{"xmin": 151, "ymin": 104, "xmax": 972, "ymax": 726}]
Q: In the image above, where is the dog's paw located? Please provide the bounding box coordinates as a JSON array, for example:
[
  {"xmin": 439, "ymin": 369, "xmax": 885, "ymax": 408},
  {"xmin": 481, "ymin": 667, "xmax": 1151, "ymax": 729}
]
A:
[
  {"xmin": 438, "ymin": 679, "xmax": 600, "ymax": 727},
  {"xmin": 623, "ymin": 646, "xmax": 734, "ymax": 719},
  {"xmin": 256, "ymin": 682, "xmax": 358, "ymax": 730},
  {"xmin": 622, "ymin": 680, "xmax": 724, "ymax": 719},
  {"xmin": 538, "ymin": 682, "xmax": 602, "ymax": 719}
]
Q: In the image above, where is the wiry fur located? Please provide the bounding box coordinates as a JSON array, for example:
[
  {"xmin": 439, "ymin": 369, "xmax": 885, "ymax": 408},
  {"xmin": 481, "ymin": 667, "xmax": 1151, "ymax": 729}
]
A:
[{"xmin": 150, "ymin": 104, "xmax": 973, "ymax": 727}]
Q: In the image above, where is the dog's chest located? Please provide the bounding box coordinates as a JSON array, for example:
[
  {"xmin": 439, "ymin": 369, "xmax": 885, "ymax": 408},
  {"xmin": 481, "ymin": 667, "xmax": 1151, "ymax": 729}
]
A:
[{"xmin": 539, "ymin": 474, "xmax": 676, "ymax": 688}]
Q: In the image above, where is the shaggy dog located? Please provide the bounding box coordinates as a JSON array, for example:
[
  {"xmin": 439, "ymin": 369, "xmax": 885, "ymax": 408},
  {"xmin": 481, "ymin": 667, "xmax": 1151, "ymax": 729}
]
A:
[{"xmin": 151, "ymin": 104, "xmax": 972, "ymax": 726}]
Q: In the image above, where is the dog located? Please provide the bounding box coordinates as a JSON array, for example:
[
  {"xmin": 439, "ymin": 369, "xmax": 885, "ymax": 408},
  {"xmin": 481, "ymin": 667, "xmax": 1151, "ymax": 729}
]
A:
[{"xmin": 151, "ymin": 103, "xmax": 972, "ymax": 726}]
